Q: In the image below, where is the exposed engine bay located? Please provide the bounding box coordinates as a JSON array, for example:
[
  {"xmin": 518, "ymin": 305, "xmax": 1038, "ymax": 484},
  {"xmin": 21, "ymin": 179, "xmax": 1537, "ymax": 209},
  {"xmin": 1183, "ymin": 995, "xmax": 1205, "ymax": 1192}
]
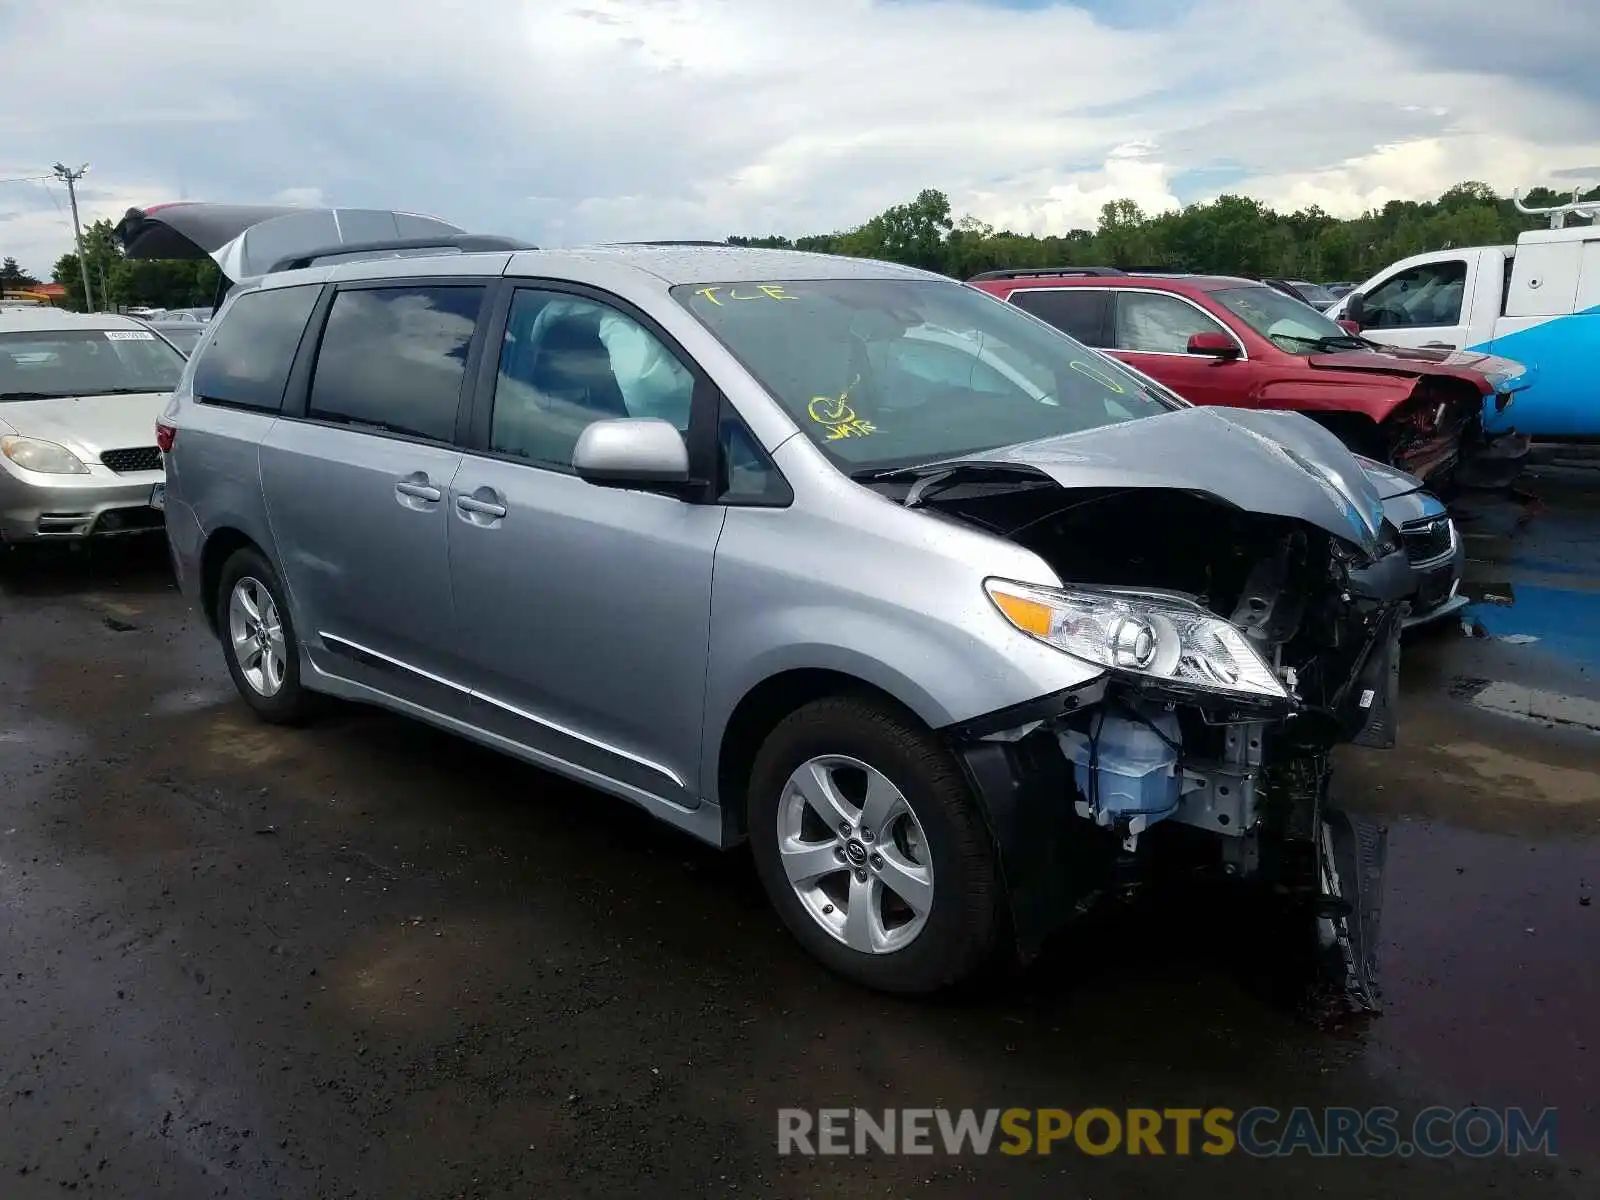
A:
[
  {"xmin": 877, "ymin": 465, "xmax": 1405, "ymax": 1010},
  {"xmin": 1383, "ymin": 377, "xmax": 1483, "ymax": 485}
]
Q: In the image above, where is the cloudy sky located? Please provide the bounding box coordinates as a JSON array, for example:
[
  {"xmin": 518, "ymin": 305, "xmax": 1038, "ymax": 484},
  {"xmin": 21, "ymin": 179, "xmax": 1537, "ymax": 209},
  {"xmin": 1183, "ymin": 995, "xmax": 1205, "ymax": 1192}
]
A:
[{"xmin": 3, "ymin": 0, "xmax": 1597, "ymax": 278}]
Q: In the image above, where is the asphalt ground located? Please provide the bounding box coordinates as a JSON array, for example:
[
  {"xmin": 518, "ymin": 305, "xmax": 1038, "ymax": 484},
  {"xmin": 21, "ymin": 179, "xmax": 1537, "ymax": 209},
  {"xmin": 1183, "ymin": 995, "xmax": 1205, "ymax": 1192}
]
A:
[{"xmin": 2, "ymin": 466, "xmax": 1596, "ymax": 1198}]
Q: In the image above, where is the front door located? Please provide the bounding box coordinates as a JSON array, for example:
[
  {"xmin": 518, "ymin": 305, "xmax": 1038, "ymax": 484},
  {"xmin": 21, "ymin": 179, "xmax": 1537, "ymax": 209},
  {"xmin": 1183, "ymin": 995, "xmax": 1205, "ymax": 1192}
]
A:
[
  {"xmin": 448, "ymin": 286, "xmax": 725, "ymax": 809},
  {"xmin": 1106, "ymin": 290, "xmax": 1253, "ymax": 408},
  {"xmin": 260, "ymin": 280, "xmax": 488, "ymax": 714}
]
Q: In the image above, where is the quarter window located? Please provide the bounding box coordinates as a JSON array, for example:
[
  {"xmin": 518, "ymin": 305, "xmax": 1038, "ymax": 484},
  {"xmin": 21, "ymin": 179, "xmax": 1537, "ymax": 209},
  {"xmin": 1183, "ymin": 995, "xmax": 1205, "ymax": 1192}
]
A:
[
  {"xmin": 1361, "ymin": 261, "xmax": 1468, "ymax": 329},
  {"xmin": 490, "ymin": 290, "xmax": 696, "ymax": 470},
  {"xmin": 1113, "ymin": 293, "xmax": 1230, "ymax": 355},
  {"xmin": 307, "ymin": 285, "xmax": 485, "ymax": 442},
  {"xmin": 719, "ymin": 409, "xmax": 790, "ymax": 504},
  {"xmin": 193, "ymin": 284, "xmax": 321, "ymax": 411}
]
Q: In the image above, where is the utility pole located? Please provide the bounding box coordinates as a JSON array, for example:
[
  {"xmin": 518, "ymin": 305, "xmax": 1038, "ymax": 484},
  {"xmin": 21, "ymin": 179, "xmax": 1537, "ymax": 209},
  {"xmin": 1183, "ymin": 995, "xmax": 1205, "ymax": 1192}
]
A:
[{"xmin": 52, "ymin": 162, "xmax": 95, "ymax": 312}]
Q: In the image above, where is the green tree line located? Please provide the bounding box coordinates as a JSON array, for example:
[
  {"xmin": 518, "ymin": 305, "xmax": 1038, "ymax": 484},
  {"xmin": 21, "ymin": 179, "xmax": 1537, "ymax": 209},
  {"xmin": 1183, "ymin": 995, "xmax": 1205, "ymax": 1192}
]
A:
[
  {"xmin": 729, "ymin": 181, "xmax": 1600, "ymax": 281},
  {"xmin": 12, "ymin": 180, "xmax": 1595, "ymax": 310}
]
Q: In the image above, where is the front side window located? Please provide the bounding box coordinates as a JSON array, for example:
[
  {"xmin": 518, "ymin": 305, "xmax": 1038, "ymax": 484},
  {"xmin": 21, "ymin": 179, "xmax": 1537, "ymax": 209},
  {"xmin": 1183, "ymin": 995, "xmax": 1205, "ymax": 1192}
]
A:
[
  {"xmin": 673, "ymin": 277, "xmax": 1174, "ymax": 473},
  {"xmin": 1211, "ymin": 285, "xmax": 1358, "ymax": 355},
  {"xmin": 0, "ymin": 327, "xmax": 186, "ymax": 400},
  {"xmin": 490, "ymin": 290, "xmax": 696, "ymax": 469},
  {"xmin": 1360, "ymin": 260, "xmax": 1468, "ymax": 329},
  {"xmin": 307, "ymin": 285, "xmax": 484, "ymax": 441},
  {"xmin": 193, "ymin": 284, "xmax": 321, "ymax": 411},
  {"xmin": 1113, "ymin": 292, "xmax": 1231, "ymax": 355}
]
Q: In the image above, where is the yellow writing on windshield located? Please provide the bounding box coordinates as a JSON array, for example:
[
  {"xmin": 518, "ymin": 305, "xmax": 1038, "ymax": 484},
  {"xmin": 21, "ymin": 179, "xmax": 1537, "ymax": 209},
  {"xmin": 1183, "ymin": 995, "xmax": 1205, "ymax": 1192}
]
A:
[
  {"xmin": 1068, "ymin": 359, "xmax": 1127, "ymax": 394},
  {"xmin": 807, "ymin": 387, "xmax": 877, "ymax": 440},
  {"xmin": 693, "ymin": 284, "xmax": 800, "ymax": 306}
]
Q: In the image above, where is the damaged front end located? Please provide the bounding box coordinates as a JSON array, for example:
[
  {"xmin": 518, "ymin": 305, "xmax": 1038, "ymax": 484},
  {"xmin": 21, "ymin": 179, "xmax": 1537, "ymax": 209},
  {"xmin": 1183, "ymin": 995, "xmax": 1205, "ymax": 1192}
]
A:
[{"xmin": 890, "ymin": 408, "xmax": 1405, "ymax": 1011}]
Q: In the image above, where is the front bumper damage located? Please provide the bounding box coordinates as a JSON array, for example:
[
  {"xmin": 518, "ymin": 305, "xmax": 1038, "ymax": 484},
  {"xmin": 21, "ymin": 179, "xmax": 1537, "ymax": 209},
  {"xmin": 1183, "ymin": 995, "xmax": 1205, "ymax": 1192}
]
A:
[{"xmin": 940, "ymin": 588, "xmax": 1401, "ymax": 1014}]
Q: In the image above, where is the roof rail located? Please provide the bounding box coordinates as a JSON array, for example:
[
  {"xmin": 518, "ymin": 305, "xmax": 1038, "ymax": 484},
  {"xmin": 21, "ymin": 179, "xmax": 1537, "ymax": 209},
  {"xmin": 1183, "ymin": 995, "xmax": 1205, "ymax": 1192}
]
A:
[
  {"xmin": 603, "ymin": 240, "xmax": 730, "ymax": 248},
  {"xmin": 967, "ymin": 266, "xmax": 1127, "ymax": 281},
  {"xmin": 1513, "ymin": 188, "xmax": 1600, "ymax": 230},
  {"xmin": 265, "ymin": 234, "xmax": 537, "ymax": 275}
]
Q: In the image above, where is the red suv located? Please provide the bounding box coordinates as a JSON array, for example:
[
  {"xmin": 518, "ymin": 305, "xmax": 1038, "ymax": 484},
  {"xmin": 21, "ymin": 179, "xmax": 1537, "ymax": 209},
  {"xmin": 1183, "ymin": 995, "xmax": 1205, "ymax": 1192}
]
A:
[{"xmin": 968, "ymin": 268, "xmax": 1526, "ymax": 484}]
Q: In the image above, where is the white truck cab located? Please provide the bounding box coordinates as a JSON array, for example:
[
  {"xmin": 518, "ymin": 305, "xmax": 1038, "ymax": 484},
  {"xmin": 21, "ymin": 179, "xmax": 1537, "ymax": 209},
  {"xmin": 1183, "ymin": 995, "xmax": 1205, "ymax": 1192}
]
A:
[{"xmin": 1327, "ymin": 192, "xmax": 1600, "ymax": 440}]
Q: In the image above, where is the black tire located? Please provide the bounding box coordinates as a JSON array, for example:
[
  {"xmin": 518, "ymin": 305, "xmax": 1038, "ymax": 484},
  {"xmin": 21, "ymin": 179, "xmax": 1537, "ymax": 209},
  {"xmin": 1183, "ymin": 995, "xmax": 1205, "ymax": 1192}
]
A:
[
  {"xmin": 747, "ymin": 694, "xmax": 1003, "ymax": 994},
  {"xmin": 215, "ymin": 547, "xmax": 315, "ymax": 725}
]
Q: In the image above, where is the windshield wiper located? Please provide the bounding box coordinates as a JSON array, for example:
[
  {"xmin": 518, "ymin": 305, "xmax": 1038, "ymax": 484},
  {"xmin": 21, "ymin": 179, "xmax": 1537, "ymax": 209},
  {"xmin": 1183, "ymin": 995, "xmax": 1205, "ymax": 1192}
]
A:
[
  {"xmin": 79, "ymin": 386, "xmax": 172, "ymax": 395},
  {"xmin": 0, "ymin": 391, "xmax": 67, "ymax": 401}
]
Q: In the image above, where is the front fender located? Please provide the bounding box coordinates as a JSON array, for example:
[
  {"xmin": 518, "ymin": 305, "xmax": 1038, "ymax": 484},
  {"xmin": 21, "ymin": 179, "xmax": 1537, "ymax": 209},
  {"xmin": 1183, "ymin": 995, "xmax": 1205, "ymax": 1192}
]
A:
[{"xmin": 699, "ymin": 509, "xmax": 1105, "ymax": 809}]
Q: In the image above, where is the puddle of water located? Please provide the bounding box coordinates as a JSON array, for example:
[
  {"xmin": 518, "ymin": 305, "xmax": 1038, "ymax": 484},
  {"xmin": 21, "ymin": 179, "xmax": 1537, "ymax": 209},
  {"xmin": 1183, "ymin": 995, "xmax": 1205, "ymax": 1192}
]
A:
[
  {"xmin": 1454, "ymin": 483, "xmax": 1600, "ymax": 673},
  {"xmin": 1366, "ymin": 819, "xmax": 1600, "ymax": 1157},
  {"xmin": 1465, "ymin": 583, "xmax": 1600, "ymax": 666}
]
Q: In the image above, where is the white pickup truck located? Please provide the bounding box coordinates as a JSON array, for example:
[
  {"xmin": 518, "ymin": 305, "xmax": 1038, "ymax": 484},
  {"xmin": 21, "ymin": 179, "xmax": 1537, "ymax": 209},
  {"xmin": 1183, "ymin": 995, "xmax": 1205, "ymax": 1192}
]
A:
[{"xmin": 1327, "ymin": 194, "xmax": 1599, "ymax": 441}]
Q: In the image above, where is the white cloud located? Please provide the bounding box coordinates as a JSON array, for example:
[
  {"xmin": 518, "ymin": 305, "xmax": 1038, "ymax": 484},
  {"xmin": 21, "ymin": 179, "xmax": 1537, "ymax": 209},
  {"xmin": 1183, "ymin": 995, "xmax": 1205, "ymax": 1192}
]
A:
[
  {"xmin": 270, "ymin": 186, "xmax": 330, "ymax": 208},
  {"xmin": 0, "ymin": 0, "xmax": 1595, "ymax": 277}
]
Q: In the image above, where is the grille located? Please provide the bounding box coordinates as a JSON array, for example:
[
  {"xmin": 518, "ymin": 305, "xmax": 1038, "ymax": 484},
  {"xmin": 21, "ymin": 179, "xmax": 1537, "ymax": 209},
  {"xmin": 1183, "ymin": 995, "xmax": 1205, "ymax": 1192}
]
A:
[
  {"xmin": 1401, "ymin": 517, "xmax": 1454, "ymax": 564},
  {"xmin": 100, "ymin": 446, "xmax": 162, "ymax": 474}
]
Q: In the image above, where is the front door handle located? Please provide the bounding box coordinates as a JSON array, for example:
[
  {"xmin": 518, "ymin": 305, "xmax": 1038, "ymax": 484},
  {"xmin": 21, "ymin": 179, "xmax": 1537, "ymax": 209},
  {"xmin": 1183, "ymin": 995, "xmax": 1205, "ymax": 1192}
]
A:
[
  {"xmin": 396, "ymin": 480, "xmax": 443, "ymax": 502},
  {"xmin": 1421, "ymin": 341, "xmax": 1457, "ymax": 350},
  {"xmin": 457, "ymin": 495, "xmax": 507, "ymax": 519}
]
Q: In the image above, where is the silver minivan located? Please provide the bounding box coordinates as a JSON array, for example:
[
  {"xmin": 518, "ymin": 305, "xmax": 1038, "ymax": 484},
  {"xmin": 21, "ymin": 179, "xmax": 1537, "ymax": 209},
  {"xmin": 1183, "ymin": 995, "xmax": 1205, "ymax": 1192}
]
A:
[{"xmin": 159, "ymin": 240, "xmax": 1412, "ymax": 995}]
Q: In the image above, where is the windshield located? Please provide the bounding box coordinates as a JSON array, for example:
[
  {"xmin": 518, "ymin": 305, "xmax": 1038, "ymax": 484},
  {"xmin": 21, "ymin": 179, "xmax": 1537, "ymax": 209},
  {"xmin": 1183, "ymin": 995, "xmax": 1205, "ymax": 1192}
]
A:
[
  {"xmin": 1211, "ymin": 285, "xmax": 1359, "ymax": 355},
  {"xmin": 672, "ymin": 278, "xmax": 1174, "ymax": 472},
  {"xmin": 1291, "ymin": 281, "xmax": 1336, "ymax": 306},
  {"xmin": 0, "ymin": 328, "xmax": 186, "ymax": 398}
]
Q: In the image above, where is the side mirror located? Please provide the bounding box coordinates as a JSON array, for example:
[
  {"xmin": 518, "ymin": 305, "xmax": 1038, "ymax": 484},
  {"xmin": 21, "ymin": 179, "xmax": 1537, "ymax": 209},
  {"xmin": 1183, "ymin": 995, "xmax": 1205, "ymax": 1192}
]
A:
[
  {"xmin": 1337, "ymin": 319, "xmax": 1362, "ymax": 336},
  {"xmin": 1187, "ymin": 331, "xmax": 1241, "ymax": 359},
  {"xmin": 572, "ymin": 418, "xmax": 691, "ymax": 489},
  {"xmin": 1343, "ymin": 291, "xmax": 1366, "ymax": 329}
]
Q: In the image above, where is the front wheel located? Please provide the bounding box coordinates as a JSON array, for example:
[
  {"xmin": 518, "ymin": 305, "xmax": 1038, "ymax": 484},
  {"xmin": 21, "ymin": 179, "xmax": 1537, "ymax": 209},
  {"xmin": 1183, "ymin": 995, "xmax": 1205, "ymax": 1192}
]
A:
[{"xmin": 746, "ymin": 695, "xmax": 1004, "ymax": 994}]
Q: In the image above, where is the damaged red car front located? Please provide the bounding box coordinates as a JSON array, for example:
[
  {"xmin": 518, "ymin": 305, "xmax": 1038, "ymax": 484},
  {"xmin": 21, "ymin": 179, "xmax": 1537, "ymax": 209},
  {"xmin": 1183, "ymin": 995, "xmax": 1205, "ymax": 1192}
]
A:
[{"xmin": 970, "ymin": 270, "xmax": 1530, "ymax": 488}]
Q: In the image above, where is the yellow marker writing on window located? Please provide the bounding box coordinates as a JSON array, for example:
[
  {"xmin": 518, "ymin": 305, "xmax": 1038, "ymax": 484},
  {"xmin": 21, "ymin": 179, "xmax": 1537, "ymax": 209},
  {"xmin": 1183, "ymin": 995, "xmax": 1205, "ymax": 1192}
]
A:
[
  {"xmin": 693, "ymin": 283, "xmax": 800, "ymax": 306},
  {"xmin": 807, "ymin": 390, "xmax": 876, "ymax": 440},
  {"xmin": 1068, "ymin": 359, "xmax": 1127, "ymax": 394}
]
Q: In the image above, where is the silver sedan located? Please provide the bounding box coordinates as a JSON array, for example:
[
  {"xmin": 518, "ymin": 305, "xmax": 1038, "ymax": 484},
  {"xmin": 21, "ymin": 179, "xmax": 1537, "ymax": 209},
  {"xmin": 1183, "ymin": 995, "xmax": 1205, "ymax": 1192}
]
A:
[{"xmin": 0, "ymin": 308, "xmax": 182, "ymax": 542}]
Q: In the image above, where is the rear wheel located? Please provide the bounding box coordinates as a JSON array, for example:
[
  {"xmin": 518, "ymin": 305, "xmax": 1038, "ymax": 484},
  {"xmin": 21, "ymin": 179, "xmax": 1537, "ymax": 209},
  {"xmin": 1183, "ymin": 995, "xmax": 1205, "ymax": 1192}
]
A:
[
  {"xmin": 747, "ymin": 694, "xmax": 1003, "ymax": 994},
  {"xmin": 216, "ymin": 547, "xmax": 314, "ymax": 725}
]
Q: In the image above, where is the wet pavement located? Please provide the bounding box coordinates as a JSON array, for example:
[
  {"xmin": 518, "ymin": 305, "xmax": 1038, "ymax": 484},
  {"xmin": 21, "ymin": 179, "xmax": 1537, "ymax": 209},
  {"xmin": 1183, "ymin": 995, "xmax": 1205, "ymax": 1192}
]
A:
[{"xmin": 2, "ymin": 471, "xmax": 1598, "ymax": 1198}]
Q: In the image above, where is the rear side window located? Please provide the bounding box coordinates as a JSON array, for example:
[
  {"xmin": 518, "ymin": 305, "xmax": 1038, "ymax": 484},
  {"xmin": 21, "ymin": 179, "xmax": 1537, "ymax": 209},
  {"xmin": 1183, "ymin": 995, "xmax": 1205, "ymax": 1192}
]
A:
[
  {"xmin": 1009, "ymin": 288, "xmax": 1113, "ymax": 347},
  {"xmin": 192, "ymin": 284, "xmax": 321, "ymax": 411},
  {"xmin": 307, "ymin": 285, "xmax": 485, "ymax": 442}
]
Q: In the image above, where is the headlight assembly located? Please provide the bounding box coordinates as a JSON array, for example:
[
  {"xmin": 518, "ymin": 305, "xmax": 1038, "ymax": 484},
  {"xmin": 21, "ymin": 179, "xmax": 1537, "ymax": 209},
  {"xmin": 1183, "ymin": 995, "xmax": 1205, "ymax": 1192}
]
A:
[
  {"xmin": 1, "ymin": 435, "xmax": 90, "ymax": 475},
  {"xmin": 985, "ymin": 578, "xmax": 1288, "ymax": 700}
]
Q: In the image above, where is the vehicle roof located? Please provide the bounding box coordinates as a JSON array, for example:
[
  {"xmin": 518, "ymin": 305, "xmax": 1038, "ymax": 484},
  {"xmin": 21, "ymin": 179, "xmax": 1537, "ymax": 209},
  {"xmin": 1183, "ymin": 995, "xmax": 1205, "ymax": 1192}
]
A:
[
  {"xmin": 1518, "ymin": 224, "xmax": 1600, "ymax": 247},
  {"xmin": 976, "ymin": 271, "xmax": 1264, "ymax": 294},
  {"xmin": 256, "ymin": 244, "xmax": 946, "ymax": 291},
  {"xmin": 0, "ymin": 308, "xmax": 153, "ymax": 333}
]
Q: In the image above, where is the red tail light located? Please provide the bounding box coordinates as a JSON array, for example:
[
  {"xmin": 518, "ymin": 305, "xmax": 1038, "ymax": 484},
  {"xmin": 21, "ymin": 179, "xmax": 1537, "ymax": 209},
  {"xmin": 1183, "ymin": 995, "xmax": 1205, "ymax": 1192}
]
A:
[{"xmin": 155, "ymin": 421, "xmax": 177, "ymax": 453}]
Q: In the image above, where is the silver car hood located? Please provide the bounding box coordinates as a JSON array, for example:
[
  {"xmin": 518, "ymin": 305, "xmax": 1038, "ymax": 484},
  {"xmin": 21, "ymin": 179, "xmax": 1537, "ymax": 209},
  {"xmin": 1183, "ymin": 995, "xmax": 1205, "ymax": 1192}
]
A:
[
  {"xmin": 0, "ymin": 392, "xmax": 169, "ymax": 459},
  {"xmin": 946, "ymin": 406, "xmax": 1391, "ymax": 557}
]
